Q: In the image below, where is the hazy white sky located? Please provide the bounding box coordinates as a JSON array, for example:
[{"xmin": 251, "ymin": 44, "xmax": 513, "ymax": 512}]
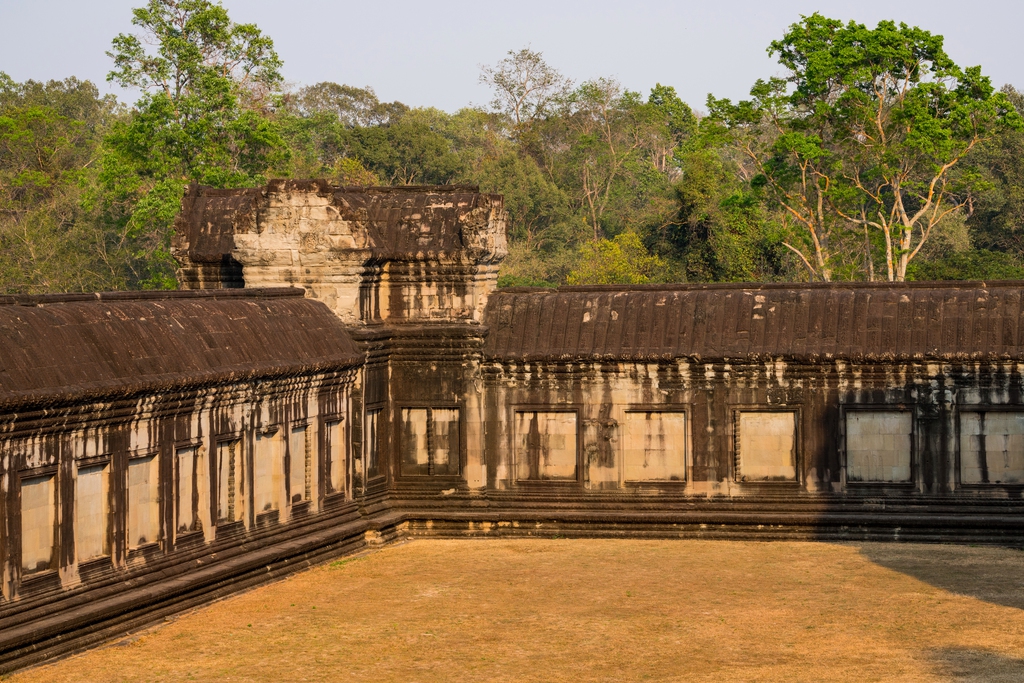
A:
[{"xmin": 1, "ymin": 0, "xmax": 1021, "ymax": 111}]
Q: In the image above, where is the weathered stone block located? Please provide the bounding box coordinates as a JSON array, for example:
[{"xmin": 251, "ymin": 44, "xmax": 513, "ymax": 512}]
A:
[
  {"xmin": 960, "ymin": 412, "xmax": 1024, "ymax": 484},
  {"xmin": 737, "ymin": 412, "xmax": 796, "ymax": 482},
  {"xmin": 75, "ymin": 465, "xmax": 108, "ymax": 561},
  {"xmin": 21, "ymin": 475, "xmax": 55, "ymax": 573},
  {"xmin": 515, "ymin": 411, "xmax": 577, "ymax": 481},
  {"xmin": 622, "ymin": 411, "xmax": 686, "ymax": 481}
]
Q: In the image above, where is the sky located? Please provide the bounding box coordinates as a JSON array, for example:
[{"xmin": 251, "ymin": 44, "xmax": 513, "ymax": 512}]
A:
[{"xmin": 1, "ymin": 0, "xmax": 1022, "ymax": 111}]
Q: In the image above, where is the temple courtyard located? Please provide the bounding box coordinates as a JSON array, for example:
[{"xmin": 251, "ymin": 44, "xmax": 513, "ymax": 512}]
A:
[{"xmin": 9, "ymin": 538, "xmax": 1024, "ymax": 682}]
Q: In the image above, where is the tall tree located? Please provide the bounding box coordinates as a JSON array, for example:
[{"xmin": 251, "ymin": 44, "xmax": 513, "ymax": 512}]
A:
[
  {"xmin": 105, "ymin": 0, "xmax": 287, "ymax": 287},
  {"xmin": 670, "ymin": 146, "xmax": 792, "ymax": 283},
  {"xmin": 556, "ymin": 80, "xmax": 682, "ymax": 242},
  {"xmin": 345, "ymin": 109, "xmax": 464, "ymax": 186},
  {"xmin": 710, "ymin": 13, "xmax": 1022, "ymax": 281},
  {"xmin": 647, "ymin": 83, "xmax": 697, "ymax": 175},
  {"xmin": 479, "ymin": 48, "xmax": 572, "ymax": 136}
]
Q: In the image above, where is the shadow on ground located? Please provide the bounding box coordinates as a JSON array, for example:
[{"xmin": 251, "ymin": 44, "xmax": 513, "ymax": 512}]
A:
[
  {"xmin": 927, "ymin": 647, "xmax": 1024, "ymax": 682},
  {"xmin": 855, "ymin": 543, "xmax": 1024, "ymax": 610}
]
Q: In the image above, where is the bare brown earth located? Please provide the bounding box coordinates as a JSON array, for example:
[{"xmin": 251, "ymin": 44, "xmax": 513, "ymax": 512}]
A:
[{"xmin": 9, "ymin": 539, "xmax": 1024, "ymax": 683}]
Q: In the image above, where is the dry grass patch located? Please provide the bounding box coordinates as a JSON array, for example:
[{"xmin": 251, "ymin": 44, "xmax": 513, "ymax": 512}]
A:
[{"xmin": 10, "ymin": 539, "xmax": 1024, "ymax": 682}]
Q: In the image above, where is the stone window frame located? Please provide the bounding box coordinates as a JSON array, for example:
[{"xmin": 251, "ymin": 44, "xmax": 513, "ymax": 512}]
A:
[
  {"xmin": 621, "ymin": 405, "xmax": 691, "ymax": 486},
  {"xmin": 125, "ymin": 448, "xmax": 162, "ymax": 556},
  {"xmin": 953, "ymin": 403, "xmax": 1024, "ymax": 491},
  {"xmin": 320, "ymin": 411, "xmax": 348, "ymax": 500},
  {"xmin": 838, "ymin": 404, "xmax": 917, "ymax": 491},
  {"xmin": 253, "ymin": 423, "xmax": 283, "ymax": 527},
  {"xmin": 728, "ymin": 405, "xmax": 803, "ymax": 487},
  {"xmin": 16, "ymin": 464, "xmax": 60, "ymax": 584},
  {"xmin": 395, "ymin": 402, "xmax": 464, "ymax": 480},
  {"xmin": 212, "ymin": 433, "xmax": 245, "ymax": 534},
  {"xmin": 363, "ymin": 404, "xmax": 387, "ymax": 486},
  {"xmin": 172, "ymin": 440, "xmax": 203, "ymax": 548},
  {"xmin": 286, "ymin": 421, "xmax": 312, "ymax": 516},
  {"xmin": 511, "ymin": 404, "xmax": 583, "ymax": 487},
  {"xmin": 73, "ymin": 452, "xmax": 113, "ymax": 569}
]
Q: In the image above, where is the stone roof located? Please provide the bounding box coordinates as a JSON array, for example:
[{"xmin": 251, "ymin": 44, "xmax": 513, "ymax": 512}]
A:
[
  {"xmin": 483, "ymin": 282, "xmax": 1024, "ymax": 362},
  {"xmin": 172, "ymin": 186, "xmax": 260, "ymax": 265},
  {"xmin": 0, "ymin": 288, "xmax": 361, "ymax": 408},
  {"xmin": 172, "ymin": 180, "xmax": 507, "ymax": 264}
]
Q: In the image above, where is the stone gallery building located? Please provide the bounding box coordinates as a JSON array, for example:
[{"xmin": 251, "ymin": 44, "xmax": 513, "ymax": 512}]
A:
[{"xmin": 2, "ymin": 180, "xmax": 1023, "ymax": 669}]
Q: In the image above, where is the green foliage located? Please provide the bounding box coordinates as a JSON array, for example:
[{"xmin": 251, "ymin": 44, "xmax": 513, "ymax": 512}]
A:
[
  {"xmin": 499, "ymin": 240, "xmax": 580, "ymax": 287},
  {"xmin": 4, "ymin": 11, "xmax": 1024, "ymax": 295},
  {"xmin": 551, "ymin": 79, "xmax": 679, "ymax": 242},
  {"xmin": 345, "ymin": 114, "xmax": 464, "ymax": 186},
  {"xmin": 277, "ymin": 104, "xmax": 464, "ymax": 186},
  {"xmin": 567, "ymin": 231, "xmax": 667, "ymax": 285},
  {"xmin": 107, "ymin": 0, "xmax": 281, "ymax": 94},
  {"xmin": 290, "ymin": 82, "xmax": 407, "ymax": 127},
  {"xmin": 479, "ymin": 150, "xmax": 573, "ymax": 249},
  {"xmin": 0, "ymin": 74, "xmax": 124, "ymax": 293},
  {"xmin": 495, "ymin": 274, "xmax": 558, "ymax": 288},
  {"xmin": 671, "ymin": 151, "xmax": 793, "ymax": 282},
  {"xmin": 710, "ymin": 13, "xmax": 1023, "ymax": 282},
  {"xmin": 967, "ymin": 86, "xmax": 1024, "ymax": 259},
  {"xmin": 479, "ymin": 48, "xmax": 573, "ymax": 134},
  {"xmin": 104, "ymin": 0, "xmax": 287, "ymax": 287},
  {"xmin": 276, "ymin": 111, "xmax": 351, "ymax": 179},
  {"xmin": 907, "ymin": 250, "xmax": 1024, "ymax": 281},
  {"xmin": 648, "ymin": 84, "xmax": 697, "ymax": 143}
]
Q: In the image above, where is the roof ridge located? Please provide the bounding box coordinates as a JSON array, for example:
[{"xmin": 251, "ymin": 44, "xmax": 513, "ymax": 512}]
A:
[
  {"xmin": 545, "ymin": 280, "xmax": 1024, "ymax": 293},
  {"xmin": 0, "ymin": 287, "xmax": 306, "ymax": 307}
]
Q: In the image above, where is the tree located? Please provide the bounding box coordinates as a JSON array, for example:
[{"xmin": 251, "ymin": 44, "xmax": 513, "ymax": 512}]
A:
[
  {"xmin": 276, "ymin": 85, "xmax": 392, "ymax": 183},
  {"xmin": 670, "ymin": 148, "xmax": 792, "ymax": 282},
  {"xmin": 567, "ymin": 230, "xmax": 666, "ymax": 285},
  {"xmin": 708, "ymin": 77, "xmax": 847, "ymax": 280},
  {"xmin": 345, "ymin": 111, "xmax": 464, "ymax": 185},
  {"xmin": 108, "ymin": 0, "xmax": 282, "ymax": 109},
  {"xmin": 105, "ymin": 0, "xmax": 287, "ymax": 287},
  {"xmin": 481, "ymin": 150, "xmax": 572, "ymax": 250},
  {"xmin": 0, "ymin": 74, "xmax": 124, "ymax": 293},
  {"xmin": 479, "ymin": 48, "xmax": 572, "ymax": 135},
  {"xmin": 558, "ymin": 79, "xmax": 679, "ymax": 241},
  {"xmin": 907, "ymin": 249, "xmax": 1024, "ymax": 281},
  {"xmin": 478, "ymin": 51, "xmax": 687, "ymax": 284},
  {"xmin": 967, "ymin": 85, "xmax": 1024, "ymax": 259},
  {"xmin": 648, "ymin": 84, "xmax": 697, "ymax": 174},
  {"xmin": 710, "ymin": 13, "xmax": 1023, "ymax": 281},
  {"xmin": 290, "ymin": 82, "xmax": 407, "ymax": 128}
]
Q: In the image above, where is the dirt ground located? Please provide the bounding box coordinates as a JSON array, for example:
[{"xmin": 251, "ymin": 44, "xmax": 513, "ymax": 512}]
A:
[{"xmin": 9, "ymin": 539, "xmax": 1024, "ymax": 682}]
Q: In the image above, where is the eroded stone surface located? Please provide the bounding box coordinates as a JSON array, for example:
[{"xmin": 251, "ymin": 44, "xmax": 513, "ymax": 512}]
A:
[{"xmin": 172, "ymin": 181, "xmax": 508, "ymax": 325}]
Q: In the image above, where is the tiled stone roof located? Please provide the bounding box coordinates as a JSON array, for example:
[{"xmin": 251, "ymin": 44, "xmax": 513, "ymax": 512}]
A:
[
  {"xmin": 0, "ymin": 288, "xmax": 360, "ymax": 408},
  {"xmin": 483, "ymin": 282, "xmax": 1024, "ymax": 361}
]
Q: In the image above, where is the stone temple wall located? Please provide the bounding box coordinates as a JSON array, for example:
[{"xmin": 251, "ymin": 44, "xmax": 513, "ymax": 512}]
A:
[
  {"xmin": 0, "ymin": 289, "xmax": 371, "ymax": 671},
  {"xmin": 2, "ymin": 181, "xmax": 1024, "ymax": 672},
  {"xmin": 170, "ymin": 180, "xmax": 1024, "ymax": 536},
  {"xmin": 471, "ymin": 285, "xmax": 1024, "ymax": 496}
]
